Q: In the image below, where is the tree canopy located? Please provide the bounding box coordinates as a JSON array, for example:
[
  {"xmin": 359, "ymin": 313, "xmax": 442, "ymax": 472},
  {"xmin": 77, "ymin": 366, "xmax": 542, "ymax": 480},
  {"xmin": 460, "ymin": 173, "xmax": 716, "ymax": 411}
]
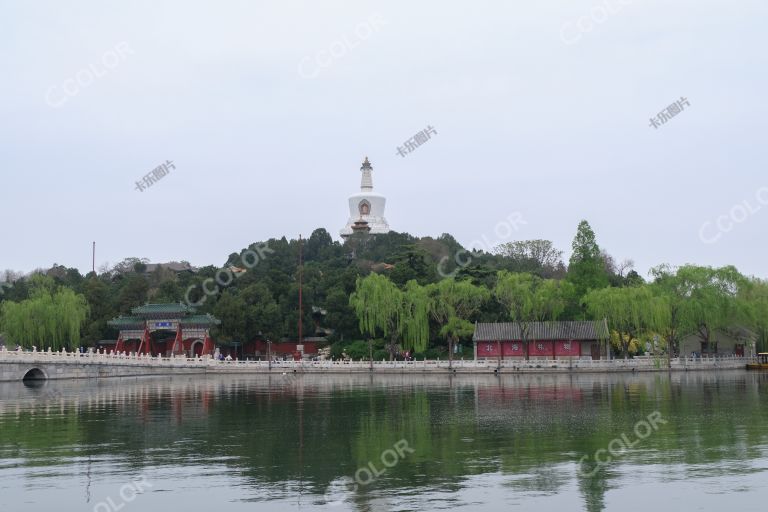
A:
[
  {"xmin": 0, "ymin": 221, "xmax": 764, "ymax": 359},
  {"xmin": 567, "ymin": 220, "xmax": 610, "ymax": 301},
  {"xmin": 0, "ymin": 279, "xmax": 89, "ymax": 350},
  {"xmin": 583, "ymin": 285, "xmax": 667, "ymax": 359}
]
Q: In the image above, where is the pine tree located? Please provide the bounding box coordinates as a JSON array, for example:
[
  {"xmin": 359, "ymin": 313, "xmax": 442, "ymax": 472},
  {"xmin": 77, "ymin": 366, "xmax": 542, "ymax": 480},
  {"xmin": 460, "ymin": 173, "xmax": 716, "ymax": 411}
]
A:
[{"xmin": 566, "ymin": 220, "xmax": 610, "ymax": 302}]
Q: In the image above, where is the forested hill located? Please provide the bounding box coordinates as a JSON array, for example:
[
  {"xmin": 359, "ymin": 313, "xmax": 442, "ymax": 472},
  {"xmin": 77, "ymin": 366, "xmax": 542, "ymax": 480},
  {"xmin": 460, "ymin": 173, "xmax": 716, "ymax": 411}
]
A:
[
  {"xmin": 1, "ymin": 223, "xmax": 766, "ymax": 358},
  {"xmin": 1, "ymin": 228, "xmax": 579, "ymax": 344}
]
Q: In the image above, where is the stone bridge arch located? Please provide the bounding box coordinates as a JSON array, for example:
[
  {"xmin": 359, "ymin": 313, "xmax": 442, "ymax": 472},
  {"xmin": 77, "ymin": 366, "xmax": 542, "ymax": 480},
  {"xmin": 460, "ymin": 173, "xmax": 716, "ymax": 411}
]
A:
[{"xmin": 22, "ymin": 367, "xmax": 48, "ymax": 381}]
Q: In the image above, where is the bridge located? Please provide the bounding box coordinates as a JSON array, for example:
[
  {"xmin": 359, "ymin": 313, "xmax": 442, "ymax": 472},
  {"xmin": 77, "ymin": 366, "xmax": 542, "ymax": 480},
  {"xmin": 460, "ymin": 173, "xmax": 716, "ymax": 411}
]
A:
[{"xmin": 0, "ymin": 349, "xmax": 748, "ymax": 382}]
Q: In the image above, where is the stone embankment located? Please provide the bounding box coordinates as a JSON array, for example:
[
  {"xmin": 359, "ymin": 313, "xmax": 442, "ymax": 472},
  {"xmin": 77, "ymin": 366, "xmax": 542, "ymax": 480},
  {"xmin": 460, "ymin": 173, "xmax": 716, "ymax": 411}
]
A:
[{"xmin": 0, "ymin": 350, "xmax": 748, "ymax": 382}]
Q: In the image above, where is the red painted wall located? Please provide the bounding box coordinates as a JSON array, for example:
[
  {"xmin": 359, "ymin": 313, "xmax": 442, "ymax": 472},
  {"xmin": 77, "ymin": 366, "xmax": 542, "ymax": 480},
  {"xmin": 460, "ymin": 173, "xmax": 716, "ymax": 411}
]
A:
[
  {"xmin": 476, "ymin": 340, "xmax": 586, "ymax": 358},
  {"xmin": 251, "ymin": 340, "xmax": 319, "ymax": 355},
  {"xmin": 554, "ymin": 340, "xmax": 581, "ymax": 356},
  {"xmin": 502, "ymin": 341, "xmax": 525, "ymax": 356},
  {"xmin": 528, "ymin": 341, "xmax": 554, "ymax": 357},
  {"xmin": 477, "ymin": 341, "xmax": 501, "ymax": 357}
]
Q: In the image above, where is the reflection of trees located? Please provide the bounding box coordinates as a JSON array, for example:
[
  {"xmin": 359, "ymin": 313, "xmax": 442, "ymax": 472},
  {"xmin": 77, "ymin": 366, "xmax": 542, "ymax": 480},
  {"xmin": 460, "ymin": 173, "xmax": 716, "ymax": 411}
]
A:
[
  {"xmin": 0, "ymin": 372, "xmax": 766, "ymax": 512},
  {"xmin": 508, "ymin": 466, "xmax": 571, "ymax": 495},
  {"xmin": 577, "ymin": 465, "xmax": 609, "ymax": 512}
]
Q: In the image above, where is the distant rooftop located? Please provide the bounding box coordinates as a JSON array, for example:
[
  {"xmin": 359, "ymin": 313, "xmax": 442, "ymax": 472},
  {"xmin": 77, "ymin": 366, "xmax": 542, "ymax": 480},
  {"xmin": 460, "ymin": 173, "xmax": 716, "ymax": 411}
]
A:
[
  {"xmin": 144, "ymin": 261, "xmax": 197, "ymax": 273},
  {"xmin": 474, "ymin": 321, "xmax": 609, "ymax": 342},
  {"xmin": 108, "ymin": 307, "xmax": 220, "ymax": 328},
  {"xmin": 131, "ymin": 303, "xmax": 195, "ymax": 315}
]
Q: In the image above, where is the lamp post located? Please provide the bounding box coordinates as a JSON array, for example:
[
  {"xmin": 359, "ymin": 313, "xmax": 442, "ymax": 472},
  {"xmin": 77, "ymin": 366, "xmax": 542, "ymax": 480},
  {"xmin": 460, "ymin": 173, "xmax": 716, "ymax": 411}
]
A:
[
  {"xmin": 267, "ymin": 340, "xmax": 272, "ymax": 370},
  {"xmin": 368, "ymin": 338, "xmax": 373, "ymax": 371}
]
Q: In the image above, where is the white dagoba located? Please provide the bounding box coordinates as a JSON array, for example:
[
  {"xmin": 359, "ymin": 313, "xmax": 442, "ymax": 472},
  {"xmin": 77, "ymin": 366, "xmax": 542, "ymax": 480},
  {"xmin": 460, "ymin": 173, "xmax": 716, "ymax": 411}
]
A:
[{"xmin": 340, "ymin": 157, "xmax": 391, "ymax": 238}]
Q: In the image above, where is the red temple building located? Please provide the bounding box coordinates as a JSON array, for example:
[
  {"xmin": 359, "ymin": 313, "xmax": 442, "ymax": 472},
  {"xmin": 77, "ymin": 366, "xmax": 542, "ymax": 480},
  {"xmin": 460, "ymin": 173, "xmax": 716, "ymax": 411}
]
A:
[
  {"xmin": 106, "ymin": 303, "xmax": 220, "ymax": 357},
  {"xmin": 229, "ymin": 338, "xmax": 323, "ymax": 361},
  {"xmin": 473, "ymin": 321, "xmax": 609, "ymax": 361}
]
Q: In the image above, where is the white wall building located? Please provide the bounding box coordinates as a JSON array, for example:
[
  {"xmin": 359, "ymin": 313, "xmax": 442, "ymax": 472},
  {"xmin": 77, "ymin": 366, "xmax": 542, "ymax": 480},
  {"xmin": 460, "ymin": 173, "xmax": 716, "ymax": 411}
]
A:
[{"xmin": 340, "ymin": 157, "xmax": 391, "ymax": 238}]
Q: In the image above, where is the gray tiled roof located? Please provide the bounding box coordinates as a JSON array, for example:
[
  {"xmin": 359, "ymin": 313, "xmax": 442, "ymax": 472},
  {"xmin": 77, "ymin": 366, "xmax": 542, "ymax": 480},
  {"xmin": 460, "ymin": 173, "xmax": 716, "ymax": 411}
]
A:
[
  {"xmin": 473, "ymin": 321, "xmax": 608, "ymax": 342},
  {"xmin": 144, "ymin": 262, "xmax": 197, "ymax": 273},
  {"xmin": 132, "ymin": 303, "xmax": 194, "ymax": 315}
]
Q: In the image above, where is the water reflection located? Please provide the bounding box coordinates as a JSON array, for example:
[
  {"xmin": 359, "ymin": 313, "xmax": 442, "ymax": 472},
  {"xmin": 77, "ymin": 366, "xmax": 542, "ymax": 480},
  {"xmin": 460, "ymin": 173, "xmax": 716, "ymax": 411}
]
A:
[{"xmin": 0, "ymin": 372, "xmax": 767, "ymax": 511}]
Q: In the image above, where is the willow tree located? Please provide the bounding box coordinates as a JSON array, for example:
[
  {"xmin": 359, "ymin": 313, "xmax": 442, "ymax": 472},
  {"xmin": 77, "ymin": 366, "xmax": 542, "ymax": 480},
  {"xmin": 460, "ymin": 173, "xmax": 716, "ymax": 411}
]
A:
[
  {"xmin": 583, "ymin": 285, "xmax": 667, "ymax": 359},
  {"xmin": 680, "ymin": 265, "xmax": 748, "ymax": 351},
  {"xmin": 739, "ymin": 278, "xmax": 768, "ymax": 353},
  {"xmin": 650, "ymin": 264, "xmax": 748, "ymax": 359},
  {"xmin": 0, "ymin": 287, "xmax": 89, "ymax": 350},
  {"xmin": 494, "ymin": 271, "xmax": 569, "ymax": 361},
  {"xmin": 349, "ymin": 274, "xmax": 429, "ymax": 360},
  {"xmin": 428, "ymin": 278, "xmax": 489, "ymax": 366},
  {"xmin": 400, "ymin": 280, "xmax": 431, "ymax": 354}
]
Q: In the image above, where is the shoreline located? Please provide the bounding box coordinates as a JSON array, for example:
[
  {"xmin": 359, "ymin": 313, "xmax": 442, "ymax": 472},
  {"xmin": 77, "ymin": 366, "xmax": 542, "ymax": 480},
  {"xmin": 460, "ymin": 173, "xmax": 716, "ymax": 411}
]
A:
[{"xmin": 0, "ymin": 351, "xmax": 748, "ymax": 381}]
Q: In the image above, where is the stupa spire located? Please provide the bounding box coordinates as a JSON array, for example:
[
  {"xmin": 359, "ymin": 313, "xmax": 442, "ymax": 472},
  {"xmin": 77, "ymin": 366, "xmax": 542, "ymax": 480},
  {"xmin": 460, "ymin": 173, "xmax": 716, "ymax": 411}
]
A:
[
  {"xmin": 360, "ymin": 156, "xmax": 373, "ymax": 191},
  {"xmin": 340, "ymin": 155, "xmax": 390, "ymax": 238}
]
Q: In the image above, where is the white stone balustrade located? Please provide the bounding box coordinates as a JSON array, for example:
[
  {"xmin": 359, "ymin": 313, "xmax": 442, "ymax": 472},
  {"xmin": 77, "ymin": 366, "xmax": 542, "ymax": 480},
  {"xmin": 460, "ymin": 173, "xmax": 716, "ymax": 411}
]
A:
[{"xmin": 0, "ymin": 348, "xmax": 747, "ymax": 373}]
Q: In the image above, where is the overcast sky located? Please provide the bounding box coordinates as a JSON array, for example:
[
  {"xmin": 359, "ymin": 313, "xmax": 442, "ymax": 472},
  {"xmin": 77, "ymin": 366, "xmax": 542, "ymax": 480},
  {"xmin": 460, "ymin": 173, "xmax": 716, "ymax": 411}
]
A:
[{"xmin": 1, "ymin": 0, "xmax": 766, "ymax": 279}]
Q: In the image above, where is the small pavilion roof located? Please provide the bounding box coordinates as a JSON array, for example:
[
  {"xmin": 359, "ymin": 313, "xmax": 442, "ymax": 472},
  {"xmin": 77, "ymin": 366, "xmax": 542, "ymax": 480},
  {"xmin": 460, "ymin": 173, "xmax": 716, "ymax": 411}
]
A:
[
  {"xmin": 108, "ymin": 304, "xmax": 220, "ymax": 329},
  {"xmin": 107, "ymin": 316, "xmax": 145, "ymax": 328}
]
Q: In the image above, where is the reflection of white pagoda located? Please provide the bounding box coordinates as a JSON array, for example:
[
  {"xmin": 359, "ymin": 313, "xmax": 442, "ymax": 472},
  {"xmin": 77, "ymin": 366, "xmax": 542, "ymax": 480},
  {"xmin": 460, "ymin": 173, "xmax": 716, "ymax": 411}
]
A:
[{"xmin": 340, "ymin": 157, "xmax": 391, "ymax": 238}]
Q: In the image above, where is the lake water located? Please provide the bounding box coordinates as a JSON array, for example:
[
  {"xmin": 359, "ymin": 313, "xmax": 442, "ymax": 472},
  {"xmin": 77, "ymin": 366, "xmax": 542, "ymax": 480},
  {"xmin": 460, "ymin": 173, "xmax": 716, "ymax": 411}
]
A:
[{"xmin": 1, "ymin": 371, "xmax": 766, "ymax": 512}]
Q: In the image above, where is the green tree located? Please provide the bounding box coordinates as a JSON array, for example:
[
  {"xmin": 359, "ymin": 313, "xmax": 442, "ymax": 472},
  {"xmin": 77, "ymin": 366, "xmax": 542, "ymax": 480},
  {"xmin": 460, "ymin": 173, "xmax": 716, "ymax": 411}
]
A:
[
  {"xmin": 683, "ymin": 265, "xmax": 748, "ymax": 351},
  {"xmin": 583, "ymin": 285, "xmax": 667, "ymax": 359},
  {"xmin": 305, "ymin": 228, "xmax": 337, "ymax": 262},
  {"xmin": 80, "ymin": 277, "xmax": 115, "ymax": 344},
  {"xmin": 0, "ymin": 285, "xmax": 89, "ymax": 350},
  {"xmin": 349, "ymin": 273, "xmax": 404, "ymax": 360},
  {"xmin": 427, "ymin": 279, "xmax": 490, "ymax": 366},
  {"xmin": 494, "ymin": 239, "xmax": 565, "ymax": 277},
  {"xmin": 117, "ymin": 275, "xmax": 149, "ymax": 313},
  {"xmin": 110, "ymin": 257, "xmax": 149, "ymax": 276},
  {"xmin": 494, "ymin": 271, "xmax": 569, "ymax": 361},
  {"xmin": 349, "ymin": 274, "xmax": 430, "ymax": 360},
  {"xmin": 741, "ymin": 278, "xmax": 768, "ymax": 353},
  {"xmin": 389, "ymin": 246, "xmax": 434, "ymax": 286},
  {"xmin": 650, "ymin": 265, "xmax": 747, "ymax": 360},
  {"xmin": 240, "ymin": 283, "xmax": 282, "ymax": 341},
  {"xmin": 400, "ymin": 280, "xmax": 431, "ymax": 354},
  {"xmin": 566, "ymin": 220, "xmax": 609, "ymax": 302},
  {"xmin": 152, "ymin": 279, "xmax": 182, "ymax": 303},
  {"xmin": 212, "ymin": 291, "xmax": 247, "ymax": 342}
]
